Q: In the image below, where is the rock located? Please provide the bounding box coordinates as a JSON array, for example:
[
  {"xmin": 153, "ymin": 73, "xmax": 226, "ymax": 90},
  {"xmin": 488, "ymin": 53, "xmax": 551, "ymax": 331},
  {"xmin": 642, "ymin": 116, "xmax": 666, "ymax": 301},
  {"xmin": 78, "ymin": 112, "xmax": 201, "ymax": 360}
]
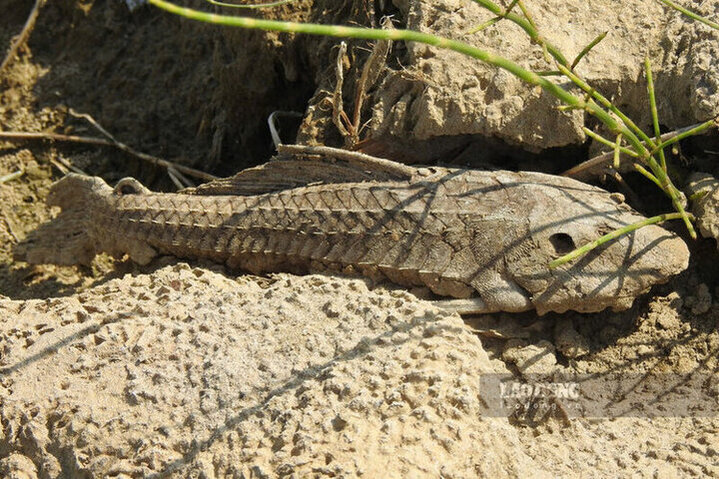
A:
[
  {"xmin": 655, "ymin": 308, "xmax": 681, "ymax": 330},
  {"xmin": 686, "ymin": 172, "xmax": 719, "ymax": 247},
  {"xmin": 554, "ymin": 318, "xmax": 590, "ymax": 359},
  {"xmin": 654, "ymin": 463, "xmax": 681, "ymax": 479},
  {"xmin": 0, "ymin": 454, "xmax": 38, "ymax": 479},
  {"xmin": 685, "ymin": 283, "xmax": 713, "ymax": 315},
  {"xmin": 502, "ymin": 339, "xmax": 558, "ymax": 375}
]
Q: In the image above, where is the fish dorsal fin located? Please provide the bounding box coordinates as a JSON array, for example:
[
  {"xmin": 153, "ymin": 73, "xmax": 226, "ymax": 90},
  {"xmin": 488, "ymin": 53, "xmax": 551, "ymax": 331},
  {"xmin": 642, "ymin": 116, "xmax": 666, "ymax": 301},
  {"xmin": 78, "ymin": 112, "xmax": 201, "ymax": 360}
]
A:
[{"xmin": 182, "ymin": 145, "xmax": 415, "ymax": 196}]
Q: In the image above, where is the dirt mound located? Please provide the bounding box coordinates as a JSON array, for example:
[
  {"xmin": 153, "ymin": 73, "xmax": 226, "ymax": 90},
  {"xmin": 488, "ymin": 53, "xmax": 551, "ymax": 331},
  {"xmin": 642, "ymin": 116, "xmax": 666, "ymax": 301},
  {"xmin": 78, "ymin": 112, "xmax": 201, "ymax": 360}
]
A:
[
  {"xmin": 2, "ymin": 266, "xmax": 718, "ymax": 477},
  {"xmin": 0, "ymin": 266, "xmax": 542, "ymax": 477}
]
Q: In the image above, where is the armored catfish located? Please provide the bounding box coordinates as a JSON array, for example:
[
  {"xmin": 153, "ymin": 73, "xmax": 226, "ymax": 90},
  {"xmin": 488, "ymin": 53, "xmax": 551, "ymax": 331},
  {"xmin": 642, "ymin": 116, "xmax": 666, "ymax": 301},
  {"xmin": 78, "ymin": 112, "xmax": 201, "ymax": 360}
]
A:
[{"xmin": 15, "ymin": 156, "xmax": 689, "ymax": 315}]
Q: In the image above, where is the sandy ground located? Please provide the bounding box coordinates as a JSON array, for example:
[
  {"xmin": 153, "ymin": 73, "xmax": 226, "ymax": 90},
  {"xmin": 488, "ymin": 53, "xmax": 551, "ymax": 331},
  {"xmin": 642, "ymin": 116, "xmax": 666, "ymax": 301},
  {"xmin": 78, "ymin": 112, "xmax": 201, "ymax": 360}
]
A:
[
  {"xmin": 2, "ymin": 265, "xmax": 718, "ymax": 477},
  {"xmin": 1, "ymin": 0, "xmax": 719, "ymax": 477}
]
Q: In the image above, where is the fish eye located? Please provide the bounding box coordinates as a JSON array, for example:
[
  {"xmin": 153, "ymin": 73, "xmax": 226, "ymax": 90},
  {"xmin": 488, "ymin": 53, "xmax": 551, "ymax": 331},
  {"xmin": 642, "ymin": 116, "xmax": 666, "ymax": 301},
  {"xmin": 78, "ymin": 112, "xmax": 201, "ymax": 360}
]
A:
[{"xmin": 548, "ymin": 233, "xmax": 576, "ymax": 255}]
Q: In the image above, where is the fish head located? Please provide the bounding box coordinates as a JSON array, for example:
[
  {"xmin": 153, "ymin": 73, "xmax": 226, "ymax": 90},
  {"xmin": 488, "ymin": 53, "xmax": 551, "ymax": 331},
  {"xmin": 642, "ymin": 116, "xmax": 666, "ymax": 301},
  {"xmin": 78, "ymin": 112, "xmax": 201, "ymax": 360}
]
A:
[{"xmin": 499, "ymin": 173, "xmax": 690, "ymax": 314}]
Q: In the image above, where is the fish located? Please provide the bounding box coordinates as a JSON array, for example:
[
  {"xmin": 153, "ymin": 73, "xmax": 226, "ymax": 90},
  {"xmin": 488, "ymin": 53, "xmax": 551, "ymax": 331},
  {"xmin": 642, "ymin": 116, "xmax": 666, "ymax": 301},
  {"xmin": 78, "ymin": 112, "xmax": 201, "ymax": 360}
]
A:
[{"xmin": 14, "ymin": 151, "xmax": 689, "ymax": 315}]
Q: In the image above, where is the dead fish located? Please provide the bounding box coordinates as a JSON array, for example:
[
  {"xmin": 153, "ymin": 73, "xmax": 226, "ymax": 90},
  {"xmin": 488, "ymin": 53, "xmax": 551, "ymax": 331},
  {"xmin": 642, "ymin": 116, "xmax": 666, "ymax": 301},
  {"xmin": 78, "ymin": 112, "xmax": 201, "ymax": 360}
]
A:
[{"xmin": 15, "ymin": 152, "xmax": 689, "ymax": 315}]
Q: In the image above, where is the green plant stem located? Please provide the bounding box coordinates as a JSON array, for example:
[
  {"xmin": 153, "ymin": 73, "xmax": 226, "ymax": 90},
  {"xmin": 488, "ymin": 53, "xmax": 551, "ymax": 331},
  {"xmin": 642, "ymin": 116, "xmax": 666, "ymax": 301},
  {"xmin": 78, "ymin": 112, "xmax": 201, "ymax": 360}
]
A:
[
  {"xmin": 662, "ymin": 188, "xmax": 693, "ymax": 238},
  {"xmin": 613, "ymin": 133, "xmax": 623, "ymax": 169},
  {"xmin": 466, "ymin": 16, "xmax": 501, "ymax": 34},
  {"xmin": 469, "ymin": 0, "xmax": 569, "ymax": 66},
  {"xmin": 516, "ymin": 0, "xmax": 537, "ymax": 31},
  {"xmin": 688, "ymin": 190, "xmax": 708, "ymax": 202},
  {"xmin": 563, "ymin": 120, "xmax": 716, "ymax": 179},
  {"xmin": 583, "ymin": 128, "xmax": 638, "ymax": 157},
  {"xmin": 650, "ymin": 118, "xmax": 717, "ymax": 156},
  {"xmin": 633, "ymin": 164, "xmax": 662, "ymax": 189},
  {"xmin": 571, "ymin": 31, "xmax": 607, "ymax": 70},
  {"xmin": 204, "ymin": 0, "xmax": 296, "ymax": 8},
  {"xmin": 467, "ymin": 0, "xmax": 519, "ymax": 34},
  {"xmin": 149, "ymin": 0, "xmax": 586, "ymax": 109},
  {"xmin": 557, "ymin": 64, "xmax": 656, "ymax": 151},
  {"xmin": 658, "ymin": 0, "xmax": 719, "ymax": 30},
  {"xmin": 556, "ymin": 63, "xmax": 695, "ymax": 237},
  {"xmin": 514, "ymin": 0, "xmax": 553, "ymax": 63},
  {"xmin": 148, "ymin": 0, "xmax": 655, "ymax": 179},
  {"xmin": 645, "ymin": 57, "xmax": 667, "ymax": 172},
  {"xmin": 147, "ymin": 0, "xmax": 645, "ymax": 171},
  {"xmin": 549, "ymin": 212, "xmax": 693, "ymax": 268}
]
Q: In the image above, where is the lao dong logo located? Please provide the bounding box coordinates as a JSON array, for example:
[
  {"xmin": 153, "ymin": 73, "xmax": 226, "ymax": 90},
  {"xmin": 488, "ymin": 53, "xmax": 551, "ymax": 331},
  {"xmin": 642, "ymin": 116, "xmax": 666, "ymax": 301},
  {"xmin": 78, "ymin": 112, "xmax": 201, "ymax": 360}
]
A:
[{"xmin": 500, "ymin": 381, "xmax": 580, "ymax": 400}]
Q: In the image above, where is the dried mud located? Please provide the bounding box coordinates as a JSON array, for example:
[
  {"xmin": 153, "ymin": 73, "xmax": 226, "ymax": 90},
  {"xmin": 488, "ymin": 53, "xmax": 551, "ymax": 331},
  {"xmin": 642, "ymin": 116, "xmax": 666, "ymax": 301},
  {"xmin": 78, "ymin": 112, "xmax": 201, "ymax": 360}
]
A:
[{"xmin": 1, "ymin": 0, "xmax": 719, "ymax": 477}]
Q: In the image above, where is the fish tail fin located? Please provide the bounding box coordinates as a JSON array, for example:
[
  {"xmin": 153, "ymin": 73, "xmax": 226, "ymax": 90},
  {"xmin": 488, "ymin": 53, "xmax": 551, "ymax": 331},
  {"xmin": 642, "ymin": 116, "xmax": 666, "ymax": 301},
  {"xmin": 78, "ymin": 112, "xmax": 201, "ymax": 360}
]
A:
[
  {"xmin": 14, "ymin": 210, "xmax": 97, "ymax": 266},
  {"xmin": 14, "ymin": 174, "xmax": 112, "ymax": 266}
]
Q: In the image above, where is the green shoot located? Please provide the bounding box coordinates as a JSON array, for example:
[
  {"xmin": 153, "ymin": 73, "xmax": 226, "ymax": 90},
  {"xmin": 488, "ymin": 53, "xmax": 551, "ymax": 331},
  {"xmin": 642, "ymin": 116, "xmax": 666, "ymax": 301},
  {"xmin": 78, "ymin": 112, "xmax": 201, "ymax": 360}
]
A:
[
  {"xmin": 515, "ymin": 0, "xmax": 538, "ymax": 32},
  {"xmin": 558, "ymin": 63, "xmax": 696, "ymax": 238},
  {"xmin": 555, "ymin": 62, "xmax": 696, "ymax": 238},
  {"xmin": 147, "ymin": 0, "xmax": 588, "ymax": 111},
  {"xmin": 549, "ymin": 212, "xmax": 694, "ymax": 269},
  {"xmin": 466, "ymin": 0, "xmax": 520, "ymax": 34},
  {"xmin": 658, "ymin": 0, "xmax": 719, "ymax": 30},
  {"xmin": 634, "ymin": 164, "xmax": 663, "ymax": 189},
  {"xmin": 469, "ymin": 0, "xmax": 570, "ymax": 66},
  {"xmin": 688, "ymin": 189, "xmax": 708, "ymax": 203},
  {"xmin": 571, "ymin": 31, "xmax": 607, "ymax": 70},
  {"xmin": 556, "ymin": 64, "xmax": 656, "ymax": 149},
  {"xmin": 650, "ymin": 118, "xmax": 717, "ymax": 156},
  {"xmin": 645, "ymin": 57, "xmax": 667, "ymax": 172},
  {"xmin": 583, "ymin": 128, "xmax": 638, "ymax": 158},
  {"xmin": 204, "ymin": 0, "xmax": 297, "ymax": 8},
  {"xmin": 613, "ymin": 133, "xmax": 623, "ymax": 169}
]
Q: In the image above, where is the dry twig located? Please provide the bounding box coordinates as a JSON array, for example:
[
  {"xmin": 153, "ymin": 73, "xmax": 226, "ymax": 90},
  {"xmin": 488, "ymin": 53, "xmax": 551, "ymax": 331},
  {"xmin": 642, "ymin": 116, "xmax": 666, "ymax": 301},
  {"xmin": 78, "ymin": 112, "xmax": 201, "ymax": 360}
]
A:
[
  {"xmin": 0, "ymin": 0, "xmax": 44, "ymax": 75},
  {"xmin": 0, "ymin": 130, "xmax": 217, "ymax": 182},
  {"xmin": 50, "ymin": 156, "xmax": 87, "ymax": 176},
  {"xmin": 1, "ymin": 211, "xmax": 19, "ymax": 243},
  {"xmin": 277, "ymin": 143, "xmax": 416, "ymax": 178},
  {"xmin": 563, "ymin": 121, "xmax": 714, "ymax": 181},
  {"xmin": 68, "ymin": 109, "xmax": 206, "ymax": 187},
  {"xmin": 0, "ymin": 169, "xmax": 24, "ymax": 185}
]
